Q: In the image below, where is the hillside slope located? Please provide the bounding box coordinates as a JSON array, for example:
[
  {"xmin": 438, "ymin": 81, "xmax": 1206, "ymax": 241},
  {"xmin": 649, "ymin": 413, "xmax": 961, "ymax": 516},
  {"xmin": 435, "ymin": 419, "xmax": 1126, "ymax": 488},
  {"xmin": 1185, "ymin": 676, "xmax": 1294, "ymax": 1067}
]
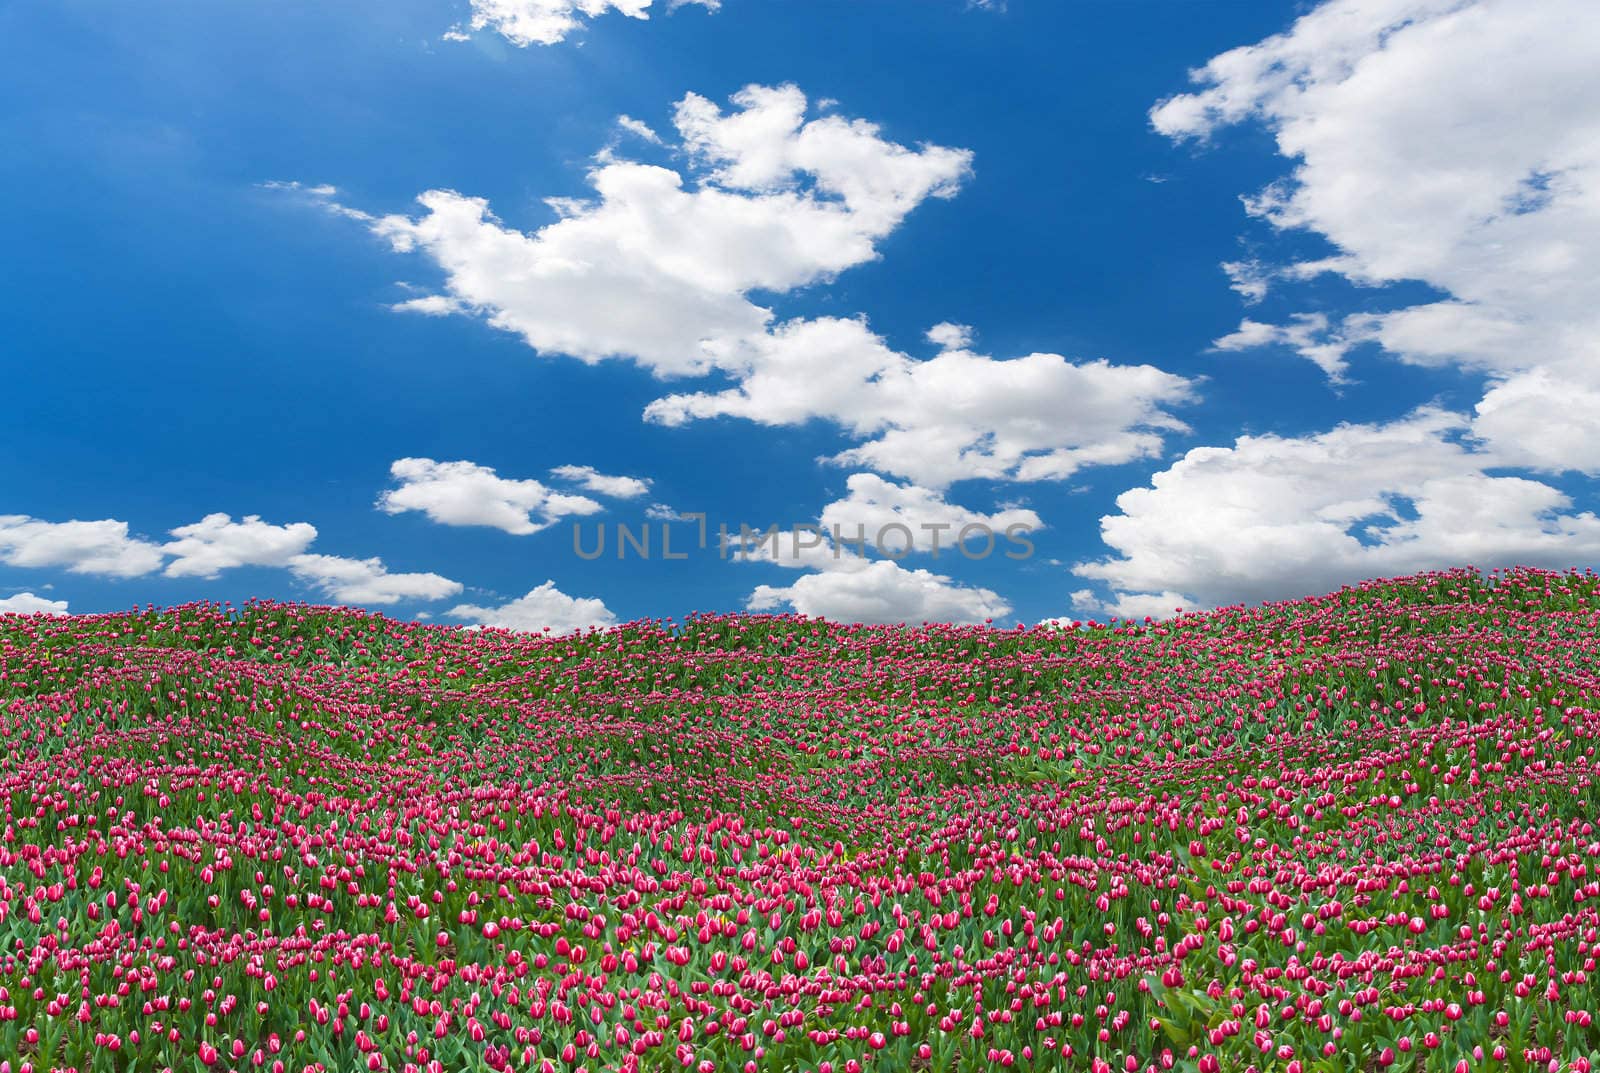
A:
[{"xmin": 1, "ymin": 567, "xmax": 1598, "ymax": 1072}]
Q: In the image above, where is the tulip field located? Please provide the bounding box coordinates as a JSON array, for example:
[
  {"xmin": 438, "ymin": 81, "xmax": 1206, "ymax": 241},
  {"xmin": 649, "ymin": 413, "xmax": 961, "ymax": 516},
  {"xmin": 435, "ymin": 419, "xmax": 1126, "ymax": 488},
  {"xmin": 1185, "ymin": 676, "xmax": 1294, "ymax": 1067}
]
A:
[{"xmin": 4, "ymin": 568, "xmax": 1600, "ymax": 1072}]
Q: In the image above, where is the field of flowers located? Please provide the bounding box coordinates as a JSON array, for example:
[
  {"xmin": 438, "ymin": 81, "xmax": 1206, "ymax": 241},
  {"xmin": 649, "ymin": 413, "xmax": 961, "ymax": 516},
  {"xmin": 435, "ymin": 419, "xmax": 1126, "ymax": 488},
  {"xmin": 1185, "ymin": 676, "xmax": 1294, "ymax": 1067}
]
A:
[{"xmin": 2, "ymin": 567, "xmax": 1599, "ymax": 1072}]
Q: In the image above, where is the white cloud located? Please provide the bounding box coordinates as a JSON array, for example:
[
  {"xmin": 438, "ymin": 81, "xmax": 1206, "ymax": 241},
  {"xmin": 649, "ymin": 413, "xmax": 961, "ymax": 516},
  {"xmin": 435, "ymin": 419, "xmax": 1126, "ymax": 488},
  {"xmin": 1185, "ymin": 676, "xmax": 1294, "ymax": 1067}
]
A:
[
  {"xmin": 1211, "ymin": 312, "xmax": 1352, "ymax": 383},
  {"xmin": 1151, "ymin": 0, "xmax": 1478, "ymax": 144},
  {"xmin": 726, "ymin": 476, "xmax": 1038, "ymax": 568},
  {"xmin": 288, "ymin": 554, "xmax": 463, "ymax": 606},
  {"xmin": 549, "ymin": 464, "xmax": 652, "ymax": 499},
  {"xmin": 448, "ymin": 0, "xmax": 718, "ymax": 47},
  {"xmin": 728, "ymin": 478, "xmax": 1026, "ymax": 624},
  {"xmin": 392, "ymin": 294, "xmax": 466, "ymax": 316},
  {"xmin": 380, "ymin": 458, "xmax": 602, "ymax": 535},
  {"xmin": 261, "ymin": 180, "xmax": 338, "ymax": 198},
  {"xmin": 305, "ymin": 88, "xmax": 1193, "ymax": 489},
  {"xmin": 1152, "ymin": 0, "xmax": 1600, "ymax": 469},
  {"xmin": 672, "ymin": 84, "xmax": 971, "ymax": 236},
  {"xmin": 1067, "ymin": 588, "xmax": 1196, "ymax": 622},
  {"xmin": 1219, "ymin": 260, "xmax": 1269, "ymax": 303},
  {"xmin": 748, "ymin": 558, "xmax": 1010, "ymax": 625},
  {"xmin": 724, "ymin": 524, "xmax": 863, "ymax": 572},
  {"xmin": 447, "ymin": 580, "xmax": 617, "ymax": 633},
  {"xmin": 0, "ymin": 516, "xmax": 165, "ymax": 578},
  {"xmin": 375, "ymin": 182, "xmax": 768, "ymax": 374},
  {"xmin": 616, "ymin": 114, "xmax": 663, "ymax": 144},
  {"xmin": 816, "ymin": 473, "xmax": 1040, "ymax": 556},
  {"xmin": 162, "ymin": 514, "xmax": 318, "ymax": 579},
  {"xmin": 925, "ymin": 321, "xmax": 974, "ymax": 350},
  {"xmin": 1074, "ymin": 408, "xmax": 1600, "ymax": 612},
  {"xmin": 1473, "ymin": 371, "xmax": 1600, "ymax": 474},
  {"xmin": 0, "ymin": 592, "xmax": 69, "ymax": 615},
  {"xmin": 352, "ymin": 83, "xmax": 970, "ymax": 378},
  {"xmin": 1, "ymin": 507, "xmax": 462, "ymax": 610},
  {"xmin": 1083, "ymin": 0, "xmax": 1600, "ymax": 612},
  {"xmin": 646, "ymin": 316, "xmax": 1197, "ymax": 487},
  {"xmin": 261, "ymin": 181, "xmax": 373, "ymax": 223}
]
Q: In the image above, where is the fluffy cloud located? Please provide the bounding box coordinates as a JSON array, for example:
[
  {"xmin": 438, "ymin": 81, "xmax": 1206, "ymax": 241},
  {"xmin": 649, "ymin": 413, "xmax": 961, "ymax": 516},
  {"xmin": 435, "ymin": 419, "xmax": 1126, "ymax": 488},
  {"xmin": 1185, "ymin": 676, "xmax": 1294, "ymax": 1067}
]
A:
[
  {"xmin": 162, "ymin": 514, "xmax": 318, "ymax": 579},
  {"xmin": 380, "ymin": 458, "xmax": 602, "ymax": 535},
  {"xmin": 1082, "ymin": 0, "xmax": 1600, "ymax": 613},
  {"xmin": 1074, "ymin": 409, "xmax": 1600, "ymax": 612},
  {"xmin": 817, "ymin": 473, "xmax": 1040, "ymax": 556},
  {"xmin": 549, "ymin": 464, "xmax": 652, "ymax": 499},
  {"xmin": 727, "ymin": 476, "xmax": 1037, "ymax": 568},
  {"xmin": 1, "ymin": 507, "xmax": 462, "ymax": 610},
  {"xmin": 288, "ymin": 554, "xmax": 463, "ymax": 606},
  {"xmin": 448, "ymin": 580, "xmax": 617, "ymax": 633},
  {"xmin": 359, "ymin": 84, "xmax": 970, "ymax": 377},
  {"xmin": 671, "ymin": 85, "xmax": 971, "ymax": 237},
  {"xmin": 1066, "ymin": 589, "xmax": 1194, "ymax": 623},
  {"xmin": 447, "ymin": 0, "xmax": 718, "ymax": 47},
  {"xmin": 0, "ymin": 592, "xmax": 69, "ymax": 615},
  {"xmin": 748, "ymin": 559, "xmax": 1010, "ymax": 625},
  {"xmin": 728, "ymin": 477, "xmax": 1025, "ymax": 624},
  {"xmin": 0, "ymin": 516, "xmax": 165, "ymax": 578},
  {"xmin": 306, "ymin": 87, "xmax": 1194, "ymax": 489},
  {"xmin": 647, "ymin": 316, "xmax": 1196, "ymax": 487},
  {"xmin": 1472, "ymin": 372, "xmax": 1600, "ymax": 476},
  {"xmin": 924, "ymin": 322, "xmax": 974, "ymax": 350},
  {"xmin": 1153, "ymin": 0, "xmax": 1600, "ymax": 470}
]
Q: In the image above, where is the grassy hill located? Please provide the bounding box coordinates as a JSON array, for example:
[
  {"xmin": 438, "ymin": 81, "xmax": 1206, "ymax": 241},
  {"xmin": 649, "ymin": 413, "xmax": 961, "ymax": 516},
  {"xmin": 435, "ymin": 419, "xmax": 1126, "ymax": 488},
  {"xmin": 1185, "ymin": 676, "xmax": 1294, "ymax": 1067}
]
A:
[{"xmin": 1, "ymin": 567, "xmax": 1598, "ymax": 1072}]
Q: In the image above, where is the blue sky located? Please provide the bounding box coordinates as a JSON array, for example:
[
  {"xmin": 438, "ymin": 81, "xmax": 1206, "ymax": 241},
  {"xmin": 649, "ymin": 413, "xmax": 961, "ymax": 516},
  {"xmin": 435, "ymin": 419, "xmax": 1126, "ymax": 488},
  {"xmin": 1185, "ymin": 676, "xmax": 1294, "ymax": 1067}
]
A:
[{"xmin": 3, "ymin": 0, "xmax": 1597, "ymax": 629}]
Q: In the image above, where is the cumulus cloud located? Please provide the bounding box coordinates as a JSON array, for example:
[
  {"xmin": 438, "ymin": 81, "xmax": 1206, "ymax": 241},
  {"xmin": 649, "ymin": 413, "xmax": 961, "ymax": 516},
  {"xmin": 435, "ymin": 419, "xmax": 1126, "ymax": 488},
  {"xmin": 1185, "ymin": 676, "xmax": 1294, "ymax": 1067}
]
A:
[
  {"xmin": 1079, "ymin": 0, "xmax": 1600, "ymax": 612},
  {"xmin": 288, "ymin": 554, "xmax": 463, "ymax": 606},
  {"xmin": 925, "ymin": 322, "xmax": 974, "ymax": 350},
  {"xmin": 1065, "ymin": 588, "xmax": 1195, "ymax": 623},
  {"xmin": 1, "ymin": 506, "xmax": 463, "ymax": 610},
  {"xmin": 1074, "ymin": 408, "xmax": 1600, "ymax": 612},
  {"xmin": 379, "ymin": 458, "xmax": 602, "ymax": 535},
  {"xmin": 448, "ymin": 580, "xmax": 617, "ymax": 633},
  {"xmin": 303, "ymin": 86, "xmax": 1194, "ymax": 489},
  {"xmin": 1473, "ymin": 371, "xmax": 1600, "ymax": 474},
  {"xmin": 549, "ymin": 464, "xmax": 652, "ymax": 499},
  {"xmin": 0, "ymin": 516, "xmax": 165, "ymax": 578},
  {"xmin": 1153, "ymin": 0, "xmax": 1600, "ymax": 469},
  {"xmin": 0, "ymin": 592, "xmax": 69, "ymax": 615},
  {"xmin": 728, "ymin": 477, "xmax": 1025, "ymax": 624},
  {"xmin": 748, "ymin": 559, "xmax": 1010, "ymax": 625},
  {"xmin": 355, "ymin": 83, "xmax": 970, "ymax": 377},
  {"xmin": 817, "ymin": 473, "xmax": 1041, "ymax": 556},
  {"xmin": 727, "ymin": 475, "xmax": 1038, "ymax": 569},
  {"xmin": 671, "ymin": 84, "xmax": 971, "ymax": 235},
  {"xmin": 647, "ymin": 316, "xmax": 1196, "ymax": 487},
  {"xmin": 162, "ymin": 514, "xmax": 318, "ymax": 579},
  {"xmin": 447, "ymin": 0, "xmax": 718, "ymax": 47}
]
